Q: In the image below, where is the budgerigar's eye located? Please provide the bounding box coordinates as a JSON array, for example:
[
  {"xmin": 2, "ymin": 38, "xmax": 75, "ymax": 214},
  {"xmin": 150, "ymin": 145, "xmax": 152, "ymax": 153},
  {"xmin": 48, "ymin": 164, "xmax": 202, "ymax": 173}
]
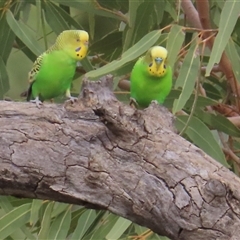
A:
[
  {"xmin": 149, "ymin": 63, "xmax": 153, "ymax": 67},
  {"xmin": 75, "ymin": 47, "xmax": 81, "ymax": 52},
  {"xmin": 76, "ymin": 39, "xmax": 80, "ymax": 42}
]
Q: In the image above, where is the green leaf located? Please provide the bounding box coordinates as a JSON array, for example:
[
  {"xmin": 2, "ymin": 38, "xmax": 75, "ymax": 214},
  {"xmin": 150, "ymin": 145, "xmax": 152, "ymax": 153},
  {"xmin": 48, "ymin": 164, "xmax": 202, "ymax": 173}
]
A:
[
  {"xmin": 205, "ymin": 0, "xmax": 240, "ymax": 76},
  {"xmin": 51, "ymin": 2, "xmax": 84, "ymax": 30},
  {"xmin": 165, "ymin": 0, "xmax": 177, "ymax": 21},
  {"xmin": 123, "ymin": 0, "xmax": 143, "ymax": 51},
  {"xmin": 0, "ymin": 15, "xmax": 15, "ymax": 63},
  {"xmin": 0, "ymin": 196, "xmax": 24, "ymax": 239},
  {"xmin": 176, "ymin": 115, "xmax": 229, "ymax": 167},
  {"xmin": 6, "ymin": 10, "xmax": 43, "ymax": 56},
  {"xmin": 51, "ymin": 202, "xmax": 69, "ymax": 218},
  {"xmin": 202, "ymin": 82, "xmax": 222, "ymax": 100},
  {"xmin": 85, "ymin": 30, "xmax": 162, "ymax": 79},
  {"xmin": 195, "ymin": 110, "xmax": 240, "ymax": 137},
  {"xmin": 71, "ymin": 209, "xmax": 96, "ymax": 240},
  {"xmin": 44, "ymin": 1, "xmax": 70, "ymax": 34},
  {"xmin": 84, "ymin": 212, "xmax": 119, "ymax": 240},
  {"xmin": 164, "ymin": 89, "xmax": 217, "ymax": 109},
  {"xmin": 166, "ymin": 25, "xmax": 185, "ymax": 69},
  {"xmin": 38, "ymin": 201, "xmax": 54, "ymax": 240},
  {"xmin": 89, "ymin": 31, "xmax": 123, "ymax": 60},
  {"xmin": 225, "ymin": 39, "xmax": 240, "ymax": 83},
  {"xmin": 52, "ymin": 0, "xmax": 127, "ymax": 22},
  {"xmin": 106, "ymin": 217, "xmax": 132, "ymax": 240},
  {"xmin": 154, "ymin": 1, "xmax": 165, "ymax": 25},
  {"xmin": 81, "ymin": 57, "xmax": 94, "ymax": 72},
  {"xmin": 130, "ymin": 0, "xmax": 158, "ymax": 46},
  {"xmin": 0, "ymin": 203, "xmax": 31, "ymax": 239},
  {"xmin": 173, "ymin": 41, "xmax": 200, "ymax": 114},
  {"xmin": 15, "ymin": 37, "xmax": 37, "ymax": 62},
  {"xmin": 48, "ymin": 205, "xmax": 72, "ymax": 240},
  {"xmin": 0, "ymin": 56, "xmax": 9, "ymax": 99},
  {"xmin": 88, "ymin": 12, "xmax": 95, "ymax": 39},
  {"xmin": 30, "ymin": 199, "xmax": 43, "ymax": 226}
]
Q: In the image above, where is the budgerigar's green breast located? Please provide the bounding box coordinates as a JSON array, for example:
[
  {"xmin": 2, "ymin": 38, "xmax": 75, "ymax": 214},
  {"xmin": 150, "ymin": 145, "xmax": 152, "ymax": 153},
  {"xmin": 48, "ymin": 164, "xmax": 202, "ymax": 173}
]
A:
[
  {"xmin": 130, "ymin": 58, "xmax": 172, "ymax": 108},
  {"xmin": 30, "ymin": 51, "xmax": 76, "ymax": 101}
]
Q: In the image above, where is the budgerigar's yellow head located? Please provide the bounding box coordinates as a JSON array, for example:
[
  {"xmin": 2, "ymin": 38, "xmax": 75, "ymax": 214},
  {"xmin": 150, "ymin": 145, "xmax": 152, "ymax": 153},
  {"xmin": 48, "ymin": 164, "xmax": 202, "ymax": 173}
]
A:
[
  {"xmin": 144, "ymin": 46, "xmax": 168, "ymax": 77},
  {"xmin": 56, "ymin": 30, "xmax": 89, "ymax": 60}
]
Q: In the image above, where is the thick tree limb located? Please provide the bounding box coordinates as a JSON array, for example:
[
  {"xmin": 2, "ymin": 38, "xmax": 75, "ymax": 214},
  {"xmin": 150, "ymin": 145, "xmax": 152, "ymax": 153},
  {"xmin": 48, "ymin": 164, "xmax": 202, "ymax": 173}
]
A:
[{"xmin": 1, "ymin": 76, "xmax": 240, "ymax": 240}]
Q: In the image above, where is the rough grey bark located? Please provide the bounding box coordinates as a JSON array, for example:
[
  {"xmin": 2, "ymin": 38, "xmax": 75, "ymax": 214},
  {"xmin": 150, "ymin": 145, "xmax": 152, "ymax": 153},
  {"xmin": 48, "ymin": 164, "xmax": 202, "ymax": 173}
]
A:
[{"xmin": 0, "ymin": 75, "xmax": 240, "ymax": 240}]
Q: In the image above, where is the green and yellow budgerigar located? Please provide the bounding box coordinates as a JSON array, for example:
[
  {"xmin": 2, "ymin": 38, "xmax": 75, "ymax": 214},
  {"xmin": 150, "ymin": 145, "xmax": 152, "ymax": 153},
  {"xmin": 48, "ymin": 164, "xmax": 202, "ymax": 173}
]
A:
[
  {"xmin": 130, "ymin": 46, "xmax": 172, "ymax": 108},
  {"xmin": 26, "ymin": 30, "xmax": 89, "ymax": 107}
]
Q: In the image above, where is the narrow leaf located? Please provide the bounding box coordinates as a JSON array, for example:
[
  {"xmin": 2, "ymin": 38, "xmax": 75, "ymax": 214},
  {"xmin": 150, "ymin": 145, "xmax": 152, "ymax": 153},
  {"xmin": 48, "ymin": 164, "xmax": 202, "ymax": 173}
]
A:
[
  {"xmin": 71, "ymin": 209, "xmax": 96, "ymax": 240},
  {"xmin": 53, "ymin": 0, "xmax": 126, "ymax": 22},
  {"xmin": 176, "ymin": 115, "xmax": 228, "ymax": 167},
  {"xmin": 44, "ymin": 1, "xmax": 70, "ymax": 35},
  {"xmin": 225, "ymin": 39, "xmax": 240, "ymax": 83},
  {"xmin": 131, "ymin": 0, "xmax": 157, "ymax": 46},
  {"xmin": 30, "ymin": 199, "xmax": 42, "ymax": 226},
  {"xmin": 166, "ymin": 25, "xmax": 185, "ymax": 69},
  {"xmin": 164, "ymin": 90, "xmax": 217, "ymax": 109},
  {"xmin": 6, "ymin": 10, "xmax": 43, "ymax": 56},
  {"xmin": 195, "ymin": 110, "xmax": 240, "ymax": 137},
  {"xmin": 85, "ymin": 213, "xmax": 119, "ymax": 240},
  {"xmin": 106, "ymin": 217, "xmax": 132, "ymax": 240},
  {"xmin": 173, "ymin": 42, "xmax": 200, "ymax": 114},
  {"xmin": 38, "ymin": 201, "xmax": 54, "ymax": 240},
  {"xmin": 205, "ymin": 0, "xmax": 240, "ymax": 76},
  {"xmin": 0, "ymin": 15, "xmax": 15, "ymax": 63},
  {"xmin": 122, "ymin": 0, "xmax": 142, "ymax": 51},
  {"xmin": 48, "ymin": 205, "xmax": 72, "ymax": 240},
  {"xmin": 85, "ymin": 30, "xmax": 162, "ymax": 79},
  {"xmin": 0, "ymin": 203, "xmax": 31, "ymax": 239},
  {"xmin": 0, "ymin": 56, "xmax": 9, "ymax": 99}
]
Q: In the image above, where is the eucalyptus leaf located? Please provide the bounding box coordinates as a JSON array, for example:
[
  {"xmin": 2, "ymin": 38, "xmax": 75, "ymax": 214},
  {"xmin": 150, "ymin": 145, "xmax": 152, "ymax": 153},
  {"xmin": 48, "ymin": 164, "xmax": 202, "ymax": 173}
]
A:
[
  {"xmin": 173, "ymin": 41, "xmax": 200, "ymax": 114},
  {"xmin": 176, "ymin": 115, "xmax": 229, "ymax": 167},
  {"xmin": 166, "ymin": 25, "xmax": 185, "ymax": 69},
  {"xmin": 6, "ymin": 10, "xmax": 43, "ymax": 56},
  {"xmin": 86, "ymin": 30, "xmax": 162, "ymax": 79},
  {"xmin": 195, "ymin": 110, "xmax": 240, "ymax": 137},
  {"xmin": 205, "ymin": 0, "xmax": 240, "ymax": 76},
  {"xmin": 0, "ymin": 57, "xmax": 9, "ymax": 99},
  {"xmin": 0, "ymin": 203, "xmax": 31, "ymax": 239}
]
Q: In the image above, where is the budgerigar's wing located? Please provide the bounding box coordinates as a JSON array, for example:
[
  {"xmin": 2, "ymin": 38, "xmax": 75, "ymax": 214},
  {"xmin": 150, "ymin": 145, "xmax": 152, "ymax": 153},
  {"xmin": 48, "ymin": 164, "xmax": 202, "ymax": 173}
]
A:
[
  {"xmin": 28, "ymin": 53, "xmax": 45, "ymax": 83},
  {"xmin": 26, "ymin": 53, "xmax": 46, "ymax": 101}
]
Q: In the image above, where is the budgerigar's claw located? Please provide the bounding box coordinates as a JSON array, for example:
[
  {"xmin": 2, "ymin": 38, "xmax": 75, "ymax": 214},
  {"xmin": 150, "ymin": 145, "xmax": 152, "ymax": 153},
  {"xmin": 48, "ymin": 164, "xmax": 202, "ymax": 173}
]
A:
[
  {"xmin": 30, "ymin": 97, "xmax": 43, "ymax": 108},
  {"xmin": 129, "ymin": 97, "xmax": 138, "ymax": 109},
  {"xmin": 65, "ymin": 96, "xmax": 78, "ymax": 104},
  {"xmin": 65, "ymin": 89, "xmax": 78, "ymax": 104},
  {"xmin": 151, "ymin": 100, "xmax": 159, "ymax": 105}
]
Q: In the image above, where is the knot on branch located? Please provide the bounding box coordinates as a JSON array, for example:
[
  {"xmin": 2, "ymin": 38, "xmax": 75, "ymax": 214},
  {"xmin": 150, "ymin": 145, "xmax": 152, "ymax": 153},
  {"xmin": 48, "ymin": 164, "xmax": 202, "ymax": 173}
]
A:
[{"xmin": 73, "ymin": 75, "xmax": 176, "ymax": 139}]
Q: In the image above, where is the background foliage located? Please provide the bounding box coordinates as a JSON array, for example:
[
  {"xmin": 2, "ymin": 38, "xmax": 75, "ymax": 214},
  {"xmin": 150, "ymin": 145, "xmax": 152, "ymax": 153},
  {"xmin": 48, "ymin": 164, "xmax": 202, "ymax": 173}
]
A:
[{"xmin": 0, "ymin": 0, "xmax": 240, "ymax": 239}]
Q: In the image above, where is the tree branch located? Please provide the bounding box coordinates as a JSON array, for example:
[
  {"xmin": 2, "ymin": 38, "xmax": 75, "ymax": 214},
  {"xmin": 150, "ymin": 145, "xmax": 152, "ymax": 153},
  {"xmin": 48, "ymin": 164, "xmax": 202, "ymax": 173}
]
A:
[{"xmin": 1, "ymin": 76, "xmax": 240, "ymax": 240}]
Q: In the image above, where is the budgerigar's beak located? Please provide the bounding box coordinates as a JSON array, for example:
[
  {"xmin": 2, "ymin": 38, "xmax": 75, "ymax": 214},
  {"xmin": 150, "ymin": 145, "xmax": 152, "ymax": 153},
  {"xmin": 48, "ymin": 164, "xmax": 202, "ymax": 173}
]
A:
[{"xmin": 155, "ymin": 57, "xmax": 163, "ymax": 65}]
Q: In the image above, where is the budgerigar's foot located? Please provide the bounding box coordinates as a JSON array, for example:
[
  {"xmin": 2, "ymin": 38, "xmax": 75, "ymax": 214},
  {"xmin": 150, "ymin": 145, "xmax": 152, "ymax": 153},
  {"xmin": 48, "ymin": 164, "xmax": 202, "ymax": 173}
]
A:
[
  {"xmin": 129, "ymin": 97, "xmax": 138, "ymax": 109},
  {"xmin": 65, "ymin": 96, "xmax": 78, "ymax": 104},
  {"xmin": 30, "ymin": 97, "xmax": 43, "ymax": 108},
  {"xmin": 150, "ymin": 100, "xmax": 159, "ymax": 105}
]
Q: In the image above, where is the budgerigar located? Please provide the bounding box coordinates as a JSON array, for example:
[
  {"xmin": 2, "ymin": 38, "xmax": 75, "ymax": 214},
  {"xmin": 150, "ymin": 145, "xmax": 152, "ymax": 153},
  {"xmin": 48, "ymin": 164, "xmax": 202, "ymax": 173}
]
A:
[
  {"xmin": 130, "ymin": 46, "xmax": 172, "ymax": 108},
  {"xmin": 26, "ymin": 30, "xmax": 89, "ymax": 107}
]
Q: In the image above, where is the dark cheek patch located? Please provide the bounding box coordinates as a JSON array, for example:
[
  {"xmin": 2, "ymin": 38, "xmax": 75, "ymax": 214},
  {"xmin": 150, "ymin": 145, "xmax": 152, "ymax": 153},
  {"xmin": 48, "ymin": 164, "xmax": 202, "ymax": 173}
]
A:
[{"xmin": 75, "ymin": 47, "xmax": 81, "ymax": 52}]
